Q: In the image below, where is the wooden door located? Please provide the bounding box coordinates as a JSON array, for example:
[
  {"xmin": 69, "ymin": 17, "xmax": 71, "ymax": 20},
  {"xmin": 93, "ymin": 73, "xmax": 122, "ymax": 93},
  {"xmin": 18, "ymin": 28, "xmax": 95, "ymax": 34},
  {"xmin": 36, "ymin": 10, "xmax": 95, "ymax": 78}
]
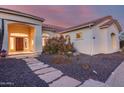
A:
[{"xmin": 16, "ymin": 37, "xmax": 24, "ymax": 51}]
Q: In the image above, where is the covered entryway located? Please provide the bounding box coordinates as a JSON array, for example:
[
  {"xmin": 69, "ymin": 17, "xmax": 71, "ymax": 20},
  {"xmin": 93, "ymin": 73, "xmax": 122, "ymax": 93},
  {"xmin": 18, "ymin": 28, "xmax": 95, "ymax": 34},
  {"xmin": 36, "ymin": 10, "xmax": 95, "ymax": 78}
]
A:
[{"xmin": 8, "ymin": 23, "xmax": 35, "ymax": 55}]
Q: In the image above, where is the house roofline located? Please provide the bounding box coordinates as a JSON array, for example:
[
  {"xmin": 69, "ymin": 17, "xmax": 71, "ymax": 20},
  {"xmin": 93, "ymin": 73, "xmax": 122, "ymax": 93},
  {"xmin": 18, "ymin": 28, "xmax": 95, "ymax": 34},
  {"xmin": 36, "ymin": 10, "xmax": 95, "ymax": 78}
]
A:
[
  {"xmin": 0, "ymin": 8, "xmax": 45, "ymax": 22},
  {"xmin": 42, "ymin": 24, "xmax": 65, "ymax": 32},
  {"xmin": 59, "ymin": 16, "xmax": 122, "ymax": 34}
]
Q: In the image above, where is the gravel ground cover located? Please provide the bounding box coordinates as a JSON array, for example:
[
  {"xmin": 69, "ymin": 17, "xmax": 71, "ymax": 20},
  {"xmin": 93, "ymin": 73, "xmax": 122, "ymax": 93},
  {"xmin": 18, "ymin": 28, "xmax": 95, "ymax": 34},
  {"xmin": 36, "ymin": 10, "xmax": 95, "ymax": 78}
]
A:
[
  {"xmin": 0, "ymin": 58, "xmax": 48, "ymax": 87},
  {"xmin": 37, "ymin": 52, "xmax": 124, "ymax": 83}
]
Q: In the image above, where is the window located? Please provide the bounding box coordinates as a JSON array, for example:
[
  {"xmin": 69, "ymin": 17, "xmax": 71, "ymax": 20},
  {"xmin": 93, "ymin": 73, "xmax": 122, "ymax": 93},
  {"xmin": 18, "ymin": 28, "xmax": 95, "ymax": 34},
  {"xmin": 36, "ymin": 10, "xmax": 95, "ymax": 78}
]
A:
[
  {"xmin": 24, "ymin": 38, "xmax": 29, "ymax": 49},
  {"xmin": 111, "ymin": 33, "xmax": 116, "ymax": 49},
  {"xmin": 76, "ymin": 32, "xmax": 82, "ymax": 39},
  {"xmin": 10, "ymin": 37, "xmax": 14, "ymax": 50}
]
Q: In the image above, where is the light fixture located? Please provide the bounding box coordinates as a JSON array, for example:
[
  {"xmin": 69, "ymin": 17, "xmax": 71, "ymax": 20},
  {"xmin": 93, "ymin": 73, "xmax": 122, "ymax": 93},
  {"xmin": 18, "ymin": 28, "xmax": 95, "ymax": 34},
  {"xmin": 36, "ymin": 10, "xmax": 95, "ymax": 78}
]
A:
[{"xmin": 10, "ymin": 33, "xmax": 28, "ymax": 37}]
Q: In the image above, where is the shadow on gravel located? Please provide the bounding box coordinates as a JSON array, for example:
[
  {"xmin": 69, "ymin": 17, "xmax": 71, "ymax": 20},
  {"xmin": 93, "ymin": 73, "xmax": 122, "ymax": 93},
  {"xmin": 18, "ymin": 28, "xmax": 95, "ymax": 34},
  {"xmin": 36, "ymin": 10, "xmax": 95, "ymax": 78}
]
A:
[{"xmin": 0, "ymin": 58, "xmax": 49, "ymax": 87}]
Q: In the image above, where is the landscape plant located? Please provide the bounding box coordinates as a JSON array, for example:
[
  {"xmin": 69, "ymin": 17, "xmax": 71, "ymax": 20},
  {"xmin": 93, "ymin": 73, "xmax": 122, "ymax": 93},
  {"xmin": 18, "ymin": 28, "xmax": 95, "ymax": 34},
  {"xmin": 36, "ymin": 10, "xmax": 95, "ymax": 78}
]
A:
[{"xmin": 43, "ymin": 35, "xmax": 75, "ymax": 55}]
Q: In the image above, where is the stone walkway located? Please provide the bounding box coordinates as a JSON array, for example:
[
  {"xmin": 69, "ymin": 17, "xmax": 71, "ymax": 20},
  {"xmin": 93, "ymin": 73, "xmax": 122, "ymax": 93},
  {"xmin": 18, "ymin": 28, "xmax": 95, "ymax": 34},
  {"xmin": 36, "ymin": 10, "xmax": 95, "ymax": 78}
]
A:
[{"xmin": 23, "ymin": 58, "xmax": 82, "ymax": 87}]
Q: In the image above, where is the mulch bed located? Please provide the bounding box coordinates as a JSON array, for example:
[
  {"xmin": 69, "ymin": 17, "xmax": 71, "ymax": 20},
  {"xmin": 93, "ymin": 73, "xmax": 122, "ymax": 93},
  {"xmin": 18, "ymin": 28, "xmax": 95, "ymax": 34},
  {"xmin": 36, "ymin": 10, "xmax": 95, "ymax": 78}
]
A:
[
  {"xmin": 0, "ymin": 58, "xmax": 48, "ymax": 87},
  {"xmin": 37, "ymin": 52, "xmax": 124, "ymax": 83}
]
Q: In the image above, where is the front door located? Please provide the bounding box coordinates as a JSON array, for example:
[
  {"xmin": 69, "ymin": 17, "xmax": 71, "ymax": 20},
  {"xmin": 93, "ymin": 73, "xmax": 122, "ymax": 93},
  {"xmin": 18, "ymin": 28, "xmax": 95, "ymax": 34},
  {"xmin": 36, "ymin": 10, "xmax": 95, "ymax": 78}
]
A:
[{"xmin": 16, "ymin": 37, "xmax": 24, "ymax": 51}]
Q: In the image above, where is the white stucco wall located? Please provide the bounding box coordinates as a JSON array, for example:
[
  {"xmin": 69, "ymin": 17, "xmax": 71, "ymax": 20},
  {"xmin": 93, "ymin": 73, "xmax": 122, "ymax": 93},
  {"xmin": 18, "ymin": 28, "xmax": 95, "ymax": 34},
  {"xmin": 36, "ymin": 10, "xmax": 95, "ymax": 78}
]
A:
[
  {"xmin": 62, "ymin": 22, "xmax": 120, "ymax": 55},
  {"xmin": 2, "ymin": 20, "xmax": 8, "ymax": 50},
  {"xmin": 106, "ymin": 24, "xmax": 120, "ymax": 53},
  {"xmin": 92, "ymin": 26, "xmax": 109, "ymax": 54},
  {"xmin": 34, "ymin": 25, "xmax": 42, "ymax": 54},
  {"xmin": 62, "ymin": 28, "xmax": 93, "ymax": 55},
  {"xmin": 0, "ymin": 12, "xmax": 42, "ymax": 25}
]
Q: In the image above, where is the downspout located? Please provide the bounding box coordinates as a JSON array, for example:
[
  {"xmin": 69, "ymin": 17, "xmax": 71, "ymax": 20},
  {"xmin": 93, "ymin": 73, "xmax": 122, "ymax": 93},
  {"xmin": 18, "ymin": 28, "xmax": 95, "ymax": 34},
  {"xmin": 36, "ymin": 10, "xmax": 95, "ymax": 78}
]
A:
[{"xmin": 89, "ymin": 24, "xmax": 94, "ymax": 56}]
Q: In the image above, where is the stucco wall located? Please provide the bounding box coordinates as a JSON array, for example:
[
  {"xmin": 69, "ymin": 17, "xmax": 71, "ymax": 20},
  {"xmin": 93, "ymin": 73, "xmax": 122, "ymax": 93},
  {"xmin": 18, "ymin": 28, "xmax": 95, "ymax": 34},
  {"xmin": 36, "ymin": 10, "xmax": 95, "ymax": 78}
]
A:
[
  {"xmin": 34, "ymin": 25, "xmax": 42, "ymax": 54},
  {"xmin": 0, "ymin": 12, "xmax": 42, "ymax": 25},
  {"xmin": 92, "ymin": 26, "xmax": 108, "ymax": 54},
  {"xmin": 2, "ymin": 20, "xmax": 8, "ymax": 50},
  {"xmin": 62, "ymin": 23, "xmax": 120, "ymax": 55},
  {"xmin": 0, "ymin": 18, "xmax": 3, "ymax": 50},
  {"xmin": 62, "ymin": 28, "xmax": 92, "ymax": 55},
  {"xmin": 106, "ymin": 24, "xmax": 120, "ymax": 53}
]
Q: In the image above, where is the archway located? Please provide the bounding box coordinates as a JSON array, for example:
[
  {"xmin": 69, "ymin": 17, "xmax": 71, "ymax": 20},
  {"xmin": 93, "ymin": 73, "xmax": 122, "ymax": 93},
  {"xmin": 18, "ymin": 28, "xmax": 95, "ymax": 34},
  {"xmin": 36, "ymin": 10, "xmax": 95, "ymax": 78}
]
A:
[{"xmin": 8, "ymin": 23, "xmax": 35, "ymax": 54}]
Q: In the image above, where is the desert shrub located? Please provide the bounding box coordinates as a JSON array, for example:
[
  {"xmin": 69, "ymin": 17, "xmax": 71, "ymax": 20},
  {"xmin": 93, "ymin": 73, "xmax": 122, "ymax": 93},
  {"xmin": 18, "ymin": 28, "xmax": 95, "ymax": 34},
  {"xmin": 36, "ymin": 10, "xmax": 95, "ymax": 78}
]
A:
[{"xmin": 43, "ymin": 35, "xmax": 75, "ymax": 55}]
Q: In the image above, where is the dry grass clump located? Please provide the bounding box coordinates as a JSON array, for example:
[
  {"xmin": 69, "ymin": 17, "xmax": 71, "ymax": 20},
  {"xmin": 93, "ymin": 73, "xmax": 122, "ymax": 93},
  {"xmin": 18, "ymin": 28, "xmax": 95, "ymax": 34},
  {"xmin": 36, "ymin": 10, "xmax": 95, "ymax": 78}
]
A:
[{"xmin": 52, "ymin": 55, "xmax": 72, "ymax": 64}]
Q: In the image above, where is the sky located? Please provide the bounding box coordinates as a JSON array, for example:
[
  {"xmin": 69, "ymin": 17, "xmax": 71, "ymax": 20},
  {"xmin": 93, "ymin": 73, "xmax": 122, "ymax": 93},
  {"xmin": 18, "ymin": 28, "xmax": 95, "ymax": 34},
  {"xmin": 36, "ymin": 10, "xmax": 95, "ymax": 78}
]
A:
[{"xmin": 0, "ymin": 5, "xmax": 124, "ymax": 30}]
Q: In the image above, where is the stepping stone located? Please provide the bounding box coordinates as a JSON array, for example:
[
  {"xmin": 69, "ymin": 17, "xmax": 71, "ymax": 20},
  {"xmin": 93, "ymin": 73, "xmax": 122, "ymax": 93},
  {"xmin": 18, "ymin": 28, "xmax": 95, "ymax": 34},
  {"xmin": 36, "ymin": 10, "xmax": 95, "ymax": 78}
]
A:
[
  {"xmin": 28, "ymin": 62, "xmax": 44, "ymax": 67},
  {"xmin": 35, "ymin": 67, "xmax": 57, "ymax": 75},
  {"xmin": 38, "ymin": 70, "xmax": 63, "ymax": 83},
  {"xmin": 25, "ymin": 59, "xmax": 40, "ymax": 62},
  {"xmin": 80, "ymin": 79, "xmax": 107, "ymax": 87},
  {"xmin": 30, "ymin": 64, "xmax": 49, "ymax": 68},
  {"xmin": 29, "ymin": 64, "xmax": 49, "ymax": 71},
  {"xmin": 49, "ymin": 76, "xmax": 81, "ymax": 87},
  {"xmin": 23, "ymin": 58, "xmax": 43, "ymax": 65},
  {"xmin": 23, "ymin": 58, "xmax": 41, "ymax": 63}
]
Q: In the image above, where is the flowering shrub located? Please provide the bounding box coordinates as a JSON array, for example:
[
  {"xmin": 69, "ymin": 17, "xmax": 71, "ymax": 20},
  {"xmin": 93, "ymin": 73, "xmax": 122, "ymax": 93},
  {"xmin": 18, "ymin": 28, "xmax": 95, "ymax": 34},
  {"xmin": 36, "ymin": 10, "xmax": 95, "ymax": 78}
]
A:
[{"xmin": 43, "ymin": 35, "xmax": 75, "ymax": 55}]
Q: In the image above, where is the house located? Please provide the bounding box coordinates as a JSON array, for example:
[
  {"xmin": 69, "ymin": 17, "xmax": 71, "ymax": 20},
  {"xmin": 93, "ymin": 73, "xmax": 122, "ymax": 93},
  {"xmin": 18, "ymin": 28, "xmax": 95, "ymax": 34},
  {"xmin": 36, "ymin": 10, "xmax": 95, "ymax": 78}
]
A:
[
  {"xmin": 42, "ymin": 24, "xmax": 65, "ymax": 46},
  {"xmin": 59, "ymin": 16, "xmax": 122, "ymax": 55},
  {"xmin": 0, "ymin": 8, "xmax": 44, "ymax": 55},
  {"xmin": 0, "ymin": 8, "xmax": 121, "ymax": 56}
]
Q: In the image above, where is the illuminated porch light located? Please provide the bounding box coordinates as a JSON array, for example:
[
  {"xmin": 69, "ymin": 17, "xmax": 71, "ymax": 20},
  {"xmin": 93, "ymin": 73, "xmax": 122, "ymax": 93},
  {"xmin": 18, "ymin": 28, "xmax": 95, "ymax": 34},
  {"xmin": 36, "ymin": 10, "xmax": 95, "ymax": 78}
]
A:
[{"xmin": 10, "ymin": 33, "xmax": 28, "ymax": 37}]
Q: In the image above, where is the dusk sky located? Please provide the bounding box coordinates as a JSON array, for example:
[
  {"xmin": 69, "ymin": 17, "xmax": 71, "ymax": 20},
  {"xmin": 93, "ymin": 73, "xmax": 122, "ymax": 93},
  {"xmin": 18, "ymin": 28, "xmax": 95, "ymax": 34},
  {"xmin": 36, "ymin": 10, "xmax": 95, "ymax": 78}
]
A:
[{"xmin": 0, "ymin": 5, "xmax": 124, "ymax": 30}]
